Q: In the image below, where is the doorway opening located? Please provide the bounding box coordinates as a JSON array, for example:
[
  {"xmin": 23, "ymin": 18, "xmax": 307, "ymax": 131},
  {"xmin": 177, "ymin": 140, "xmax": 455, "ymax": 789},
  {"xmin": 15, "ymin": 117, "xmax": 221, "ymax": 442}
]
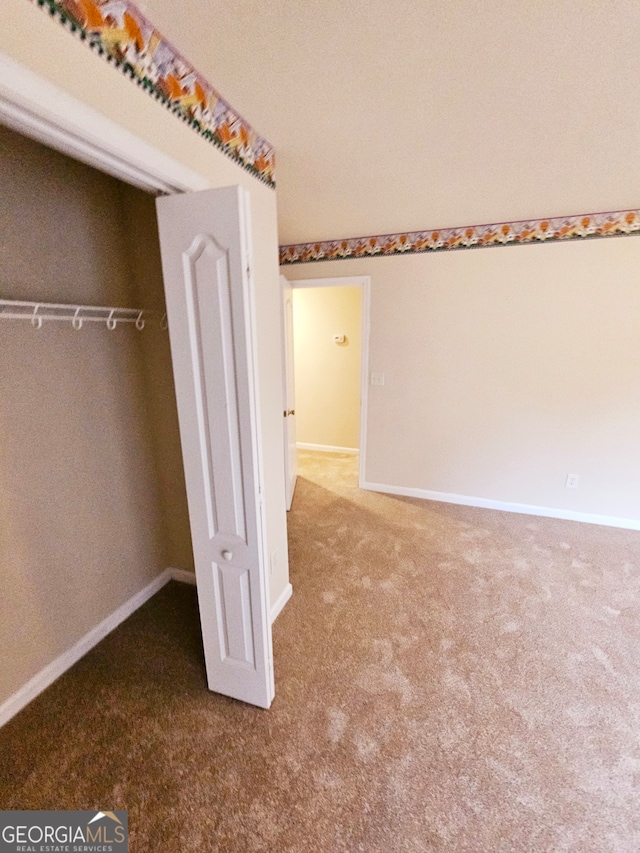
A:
[
  {"xmin": 281, "ymin": 275, "xmax": 371, "ymax": 506},
  {"xmin": 0, "ymin": 116, "xmax": 196, "ymax": 726},
  {"xmin": 0, "ymin": 54, "xmax": 277, "ymax": 717}
]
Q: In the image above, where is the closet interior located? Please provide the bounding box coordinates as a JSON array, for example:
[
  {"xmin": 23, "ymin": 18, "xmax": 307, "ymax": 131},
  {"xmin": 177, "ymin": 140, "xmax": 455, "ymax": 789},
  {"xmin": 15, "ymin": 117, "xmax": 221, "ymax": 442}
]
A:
[{"xmin": 0, "ymin": 122, "xmax": 193, "ymax": 709}]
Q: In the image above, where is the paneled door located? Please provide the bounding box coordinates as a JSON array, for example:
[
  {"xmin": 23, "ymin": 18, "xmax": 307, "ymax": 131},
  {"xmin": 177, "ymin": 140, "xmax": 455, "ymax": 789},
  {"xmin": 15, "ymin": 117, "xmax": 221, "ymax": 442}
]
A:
[
  {"xmin": 156, "ymin": 186, "xmax": 274, "ymax": 709},
  {"xmin": 281, "ymin": 275, "xmax": 298, "ymax": 510}
]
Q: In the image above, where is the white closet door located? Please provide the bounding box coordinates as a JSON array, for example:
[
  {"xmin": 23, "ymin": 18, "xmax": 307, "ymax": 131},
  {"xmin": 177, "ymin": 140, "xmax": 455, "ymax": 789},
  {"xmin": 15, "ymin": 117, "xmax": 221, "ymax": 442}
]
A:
[
  {"xmin": 156, "ymin": 186, "xmax": 274, "ymax": 709},
  {"xmin": 281, "ymin": 275, "xmax": 298, "ymax": 510}
]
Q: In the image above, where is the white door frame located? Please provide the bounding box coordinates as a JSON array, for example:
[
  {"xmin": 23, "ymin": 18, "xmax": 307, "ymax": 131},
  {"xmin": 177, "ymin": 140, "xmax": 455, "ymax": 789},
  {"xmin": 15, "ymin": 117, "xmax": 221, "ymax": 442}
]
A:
[
  {"xmin": 286, "ymin": 275, "xmax": 371, "ymax": 489},
  {"xmin": 280, "ymin": 275, "xmax": 298, "ymax": 510},
  {"xmin": 0, "ymin": 51, "xmax": 209, "ymax": 195}
]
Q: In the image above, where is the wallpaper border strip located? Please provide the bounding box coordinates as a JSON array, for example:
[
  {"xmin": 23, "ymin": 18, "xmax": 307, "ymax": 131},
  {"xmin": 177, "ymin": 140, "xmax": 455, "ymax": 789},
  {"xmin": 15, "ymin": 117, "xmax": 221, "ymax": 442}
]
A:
[
  {"xmin": 279, "ymin": 209, "xmax": 640, "ymax": 265},
  {"xmin": 33, "ymin": 0, "xmax": 276, "ymax": 187}
]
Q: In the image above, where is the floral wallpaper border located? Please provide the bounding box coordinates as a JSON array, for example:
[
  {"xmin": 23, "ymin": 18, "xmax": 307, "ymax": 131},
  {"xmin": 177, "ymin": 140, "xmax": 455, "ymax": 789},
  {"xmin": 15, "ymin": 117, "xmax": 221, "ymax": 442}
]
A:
[
  {"xmin": 33, "ymin": 0, "xmax": 276, "ymax": 186},
  {"xmin": 279, "ymin": 209, "xmax": 640, "ymax": 265}
]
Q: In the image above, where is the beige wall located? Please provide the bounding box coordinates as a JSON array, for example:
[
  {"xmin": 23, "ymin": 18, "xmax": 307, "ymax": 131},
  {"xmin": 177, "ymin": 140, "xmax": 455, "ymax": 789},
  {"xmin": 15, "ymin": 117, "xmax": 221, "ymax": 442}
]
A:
[
  {"xmin": 284, "ymin": 235, "xmax": 640, "ymax": 523},
  {"xmin": 119, "ymin": 186, "xmax": 194, "ymax": 572},
  {"xmin": 0, "ymin": 0, "xmax": 290, "ymax": 628},
  {"xmin": 0, "ymin": 125, "xmax": 168, "ymax": 705},
  {"xmin": 292, "ymin": 286, "xmax": 362, "ymax": 450}
]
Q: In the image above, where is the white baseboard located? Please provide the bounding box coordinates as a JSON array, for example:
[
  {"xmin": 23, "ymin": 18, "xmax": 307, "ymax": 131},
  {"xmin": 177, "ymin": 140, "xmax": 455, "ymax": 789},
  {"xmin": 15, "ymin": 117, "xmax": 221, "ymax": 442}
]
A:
[
  {"xmin": 297, "ymin": 442, "xmax": 359, "ymax": 455},
  {"xmin": 361, "ymin": 481, "xmax": 640, "ymax": 531},
  {"xmin": 0, "ymin": 568, "xmax": 173, "ymax": 729},
  {"xmin": 0, "ymin": 566, "xmax": 293, "ymax": 728},
  {"xmin": 170, "ymin": 566, "xmax": 291, "ymax": 623},
  {"xmin": 271, "ymin": 582, "xmax": 293, "ymax": 623},
  {"xmin": 169, "ymin": 567, "xmax": 197, "ymax": 585}
]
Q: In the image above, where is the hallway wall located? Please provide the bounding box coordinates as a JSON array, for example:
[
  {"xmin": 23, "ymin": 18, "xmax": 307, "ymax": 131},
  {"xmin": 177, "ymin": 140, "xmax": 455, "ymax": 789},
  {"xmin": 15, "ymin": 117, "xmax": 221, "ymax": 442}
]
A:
[{"xmin": 293, "ymin": 286, "xmax": 362, "ymax": 451}]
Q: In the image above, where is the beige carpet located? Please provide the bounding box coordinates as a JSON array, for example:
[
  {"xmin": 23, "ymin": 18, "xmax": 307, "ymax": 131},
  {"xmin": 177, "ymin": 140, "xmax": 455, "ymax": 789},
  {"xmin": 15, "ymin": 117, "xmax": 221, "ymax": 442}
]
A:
[{"xmin": 1, "ymin": 450, "xmax": 640, "ymax": 851}]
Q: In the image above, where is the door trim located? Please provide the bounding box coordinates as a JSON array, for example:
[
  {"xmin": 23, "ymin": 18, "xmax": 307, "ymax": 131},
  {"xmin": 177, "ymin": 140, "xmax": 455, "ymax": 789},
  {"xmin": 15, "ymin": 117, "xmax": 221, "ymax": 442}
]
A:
[
  {"xmin": 280, "ymin": 275, "xmax": 298, "ymax": 510},
  {"xmin": 286, "ymin": 275, "xmax": 371, "ymax": 489},
  {"xmin": 0, "ymin": 51, "xmax": 208, "ymax": 195}
]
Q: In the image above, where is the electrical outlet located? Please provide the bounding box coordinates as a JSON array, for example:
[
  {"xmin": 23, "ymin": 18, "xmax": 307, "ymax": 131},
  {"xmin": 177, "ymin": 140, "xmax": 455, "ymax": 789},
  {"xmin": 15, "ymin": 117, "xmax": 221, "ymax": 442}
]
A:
[
  {"xmin": 565, "ymin": 473, "xmax": 580, "ymax": 489},
  {"xmin": 370, "ymin": 372, "xmax": 385, "ymax": 386}
]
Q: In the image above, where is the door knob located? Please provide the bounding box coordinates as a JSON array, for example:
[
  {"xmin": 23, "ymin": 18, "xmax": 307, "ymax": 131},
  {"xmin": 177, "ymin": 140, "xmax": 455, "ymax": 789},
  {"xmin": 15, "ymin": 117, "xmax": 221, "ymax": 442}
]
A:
[{"xmin": 221, "ymin": 549, "xmax": 233, "ymax": 561}]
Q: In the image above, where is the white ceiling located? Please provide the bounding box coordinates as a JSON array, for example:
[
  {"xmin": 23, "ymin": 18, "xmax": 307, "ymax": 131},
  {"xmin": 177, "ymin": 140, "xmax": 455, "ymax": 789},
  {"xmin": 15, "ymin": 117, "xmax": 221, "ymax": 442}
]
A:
[{"xmin": 142, "ymin": 0, "xmax": 640, "ymax": 244}]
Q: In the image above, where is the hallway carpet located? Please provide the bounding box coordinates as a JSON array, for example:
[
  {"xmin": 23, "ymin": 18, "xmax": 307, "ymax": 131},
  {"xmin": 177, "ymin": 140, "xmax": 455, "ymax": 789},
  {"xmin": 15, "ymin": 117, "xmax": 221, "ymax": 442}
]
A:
[{"xmin": 1, "ymin": 451, "xmax": 640, "ymax": 851}]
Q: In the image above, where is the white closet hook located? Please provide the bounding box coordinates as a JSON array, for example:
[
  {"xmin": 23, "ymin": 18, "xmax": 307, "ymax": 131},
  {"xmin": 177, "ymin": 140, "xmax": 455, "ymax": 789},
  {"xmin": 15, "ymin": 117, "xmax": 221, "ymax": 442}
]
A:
[
  {"xmin": 72, "ymin": 307, "xmax": 83, "ymax": 330},
  {"xmin": 135, "ymin": 311, "xmax": 145, "ymax": 331},
  {"xmin": 31, "ymin": 305, "xmax": 42, "ymax": 329},
  {"xmin": 106, "ymin": 310, "xmax": 117, "ymax": 331}
]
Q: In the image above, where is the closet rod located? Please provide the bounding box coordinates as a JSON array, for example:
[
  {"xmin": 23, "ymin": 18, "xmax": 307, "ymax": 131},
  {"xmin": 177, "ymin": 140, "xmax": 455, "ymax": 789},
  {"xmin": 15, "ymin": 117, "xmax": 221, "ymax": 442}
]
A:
[{"xmin": 0, "ymin": 299, "xmax": 167, "ymax": 331}]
